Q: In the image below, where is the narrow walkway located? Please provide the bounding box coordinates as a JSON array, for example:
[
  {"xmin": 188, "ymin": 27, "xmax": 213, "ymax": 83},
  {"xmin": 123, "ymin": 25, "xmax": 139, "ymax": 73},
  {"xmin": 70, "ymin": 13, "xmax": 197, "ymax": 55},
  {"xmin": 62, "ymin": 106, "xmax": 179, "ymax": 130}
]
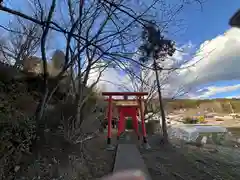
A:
[{"xmin": 113, "ymin": 131, "xmax": 152, "ymax": 180}]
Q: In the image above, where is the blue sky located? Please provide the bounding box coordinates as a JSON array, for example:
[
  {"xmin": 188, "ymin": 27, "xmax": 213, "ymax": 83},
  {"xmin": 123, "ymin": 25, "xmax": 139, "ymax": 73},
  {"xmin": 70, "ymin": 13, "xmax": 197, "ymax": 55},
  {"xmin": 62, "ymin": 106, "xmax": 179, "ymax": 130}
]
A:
[
  {"xmin": 1, "ymin": 0, "xmax": 240, "ymax": 99},
  {"xmin": 175, "ymin": 0, "xmax": 240, "ymax": 45},
  {"xmin": 176, "ymin": 0, "xmax": 240, "ymax": 99}
]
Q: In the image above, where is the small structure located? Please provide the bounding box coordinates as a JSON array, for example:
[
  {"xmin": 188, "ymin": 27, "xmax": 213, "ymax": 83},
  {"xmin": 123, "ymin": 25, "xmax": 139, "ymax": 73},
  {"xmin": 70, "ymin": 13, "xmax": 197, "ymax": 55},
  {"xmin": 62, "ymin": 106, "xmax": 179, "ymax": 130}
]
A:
[
  {"xmin": 168, "ymin": 124, "xmax": 227, "ymax": 144},
  {"xmin": 102, "ymin": 92, "xmax": 148, "ymax": 147}
]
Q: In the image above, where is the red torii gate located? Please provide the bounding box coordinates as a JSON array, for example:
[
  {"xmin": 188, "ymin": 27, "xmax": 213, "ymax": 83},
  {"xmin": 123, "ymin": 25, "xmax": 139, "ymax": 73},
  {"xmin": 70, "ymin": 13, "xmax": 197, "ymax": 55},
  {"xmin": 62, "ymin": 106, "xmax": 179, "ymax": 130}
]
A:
[{"xmin": 102, "ymin": 92, "xmax": 148, "ymax": 146}]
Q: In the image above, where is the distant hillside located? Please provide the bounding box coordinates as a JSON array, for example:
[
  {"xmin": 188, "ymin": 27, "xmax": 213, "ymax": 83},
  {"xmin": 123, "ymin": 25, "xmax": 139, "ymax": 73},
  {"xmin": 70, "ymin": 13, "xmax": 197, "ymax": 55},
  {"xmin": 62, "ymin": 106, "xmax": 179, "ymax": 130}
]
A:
[{"xmin": 149, "ymin": 98, "xmax": 240, "ymax": 113}]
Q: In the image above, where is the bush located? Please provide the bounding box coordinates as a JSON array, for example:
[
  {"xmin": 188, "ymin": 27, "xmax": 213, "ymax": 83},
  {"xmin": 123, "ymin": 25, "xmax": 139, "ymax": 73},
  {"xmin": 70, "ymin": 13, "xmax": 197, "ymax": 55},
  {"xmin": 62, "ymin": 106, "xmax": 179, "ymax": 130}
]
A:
[
  {"xmin": 198, "ymin": 116, "xmax": 206, "ymax": 123},
  {"xmin": 0, "ymin": 115, "xmax": 36, "ymax": 179},
  {"xmin": 183, "ymin": 116, "xmax": 205, "ymax": 124},
  {"xmin": 183, "ymin": 117, "xmax": 198, "ymax": 124}
]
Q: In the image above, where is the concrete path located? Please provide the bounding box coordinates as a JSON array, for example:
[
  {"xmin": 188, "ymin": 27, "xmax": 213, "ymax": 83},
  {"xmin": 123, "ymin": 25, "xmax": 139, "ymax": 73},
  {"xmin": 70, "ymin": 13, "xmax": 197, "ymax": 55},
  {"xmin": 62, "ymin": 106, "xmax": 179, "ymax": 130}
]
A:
[{"xmin": 113, "ymin": 131, "xmax": 152, "ymax": 180}]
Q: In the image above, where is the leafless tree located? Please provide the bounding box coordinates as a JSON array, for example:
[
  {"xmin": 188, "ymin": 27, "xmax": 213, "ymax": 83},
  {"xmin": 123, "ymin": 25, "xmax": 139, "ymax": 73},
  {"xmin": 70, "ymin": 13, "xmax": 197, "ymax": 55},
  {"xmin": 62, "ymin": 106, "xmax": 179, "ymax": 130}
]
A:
[
  {"xmin": 0, "ymin": 0, "xmax": 204, "ymax": 143},
  {"xmin": 0, "ymin": 17, "xmax": 41, "ymax": 66}
]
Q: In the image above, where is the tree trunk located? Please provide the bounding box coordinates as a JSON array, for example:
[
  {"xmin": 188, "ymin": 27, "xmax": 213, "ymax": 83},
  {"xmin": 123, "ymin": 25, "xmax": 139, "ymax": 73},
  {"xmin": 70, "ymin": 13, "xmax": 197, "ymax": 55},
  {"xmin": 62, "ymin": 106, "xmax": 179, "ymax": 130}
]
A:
[
  {"xmin": 153, "ymin": 58, "xmax": 168, "ymax": 143},
  {"xmin": 76, "ymin": 79, "xmax": 83, "ymax": 127}
]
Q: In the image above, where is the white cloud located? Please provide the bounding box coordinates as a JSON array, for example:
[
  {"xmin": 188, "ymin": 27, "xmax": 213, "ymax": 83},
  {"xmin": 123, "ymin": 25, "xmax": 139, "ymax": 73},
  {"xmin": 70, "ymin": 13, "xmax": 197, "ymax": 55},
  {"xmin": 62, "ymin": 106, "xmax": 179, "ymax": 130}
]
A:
[
  {"xmin": 178, "ymin": 28, "xmax": 240, "ymax": 87},
  {"xmin": 195, "ymin": 84, "xmax": 240, "ymax": 99},
  {"xmin": 88, "ymin": 64, "xmax": 133, "ymax": 93},
  {"xmin": 161, "ymin": 27, "xmax": 240, "ymax": 98},
  {"xmin": 90, "ymin": 27, "xmax": 240, "ymax": 99},
  {"xmin": 225, "ymin": 95, "xmax": 240, "ymax": 99}
]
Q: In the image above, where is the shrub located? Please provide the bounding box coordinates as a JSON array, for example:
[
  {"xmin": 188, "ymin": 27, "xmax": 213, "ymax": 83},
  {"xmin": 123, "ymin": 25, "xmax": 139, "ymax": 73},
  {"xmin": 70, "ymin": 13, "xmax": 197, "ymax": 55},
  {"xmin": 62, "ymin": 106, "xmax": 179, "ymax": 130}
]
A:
[
  {"xmin": 0, "ymin": 115, "xmax": 36, "ymax": 179},
  {"xmin": 183, "ymin": 117, "xmax": 198, "ymax": 124},
  {"xmin": 183, "ymin": 116, "xmax": 205, "ymax": 124},
  {"xmin": 198, "ymin": 116, "xmax": 205, "ymax": 123}
]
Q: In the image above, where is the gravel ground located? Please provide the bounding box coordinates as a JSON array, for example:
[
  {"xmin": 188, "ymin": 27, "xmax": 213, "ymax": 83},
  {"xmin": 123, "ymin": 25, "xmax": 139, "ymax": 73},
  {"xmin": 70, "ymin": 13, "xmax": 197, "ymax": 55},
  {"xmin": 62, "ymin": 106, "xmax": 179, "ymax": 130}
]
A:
[
  {"xmin": 141, "ymin": 134, "xmax": 240, "ymax": 180},
  {"xmin": 16, "ymin": 129, "xmax": 240, "ymax": 180}
]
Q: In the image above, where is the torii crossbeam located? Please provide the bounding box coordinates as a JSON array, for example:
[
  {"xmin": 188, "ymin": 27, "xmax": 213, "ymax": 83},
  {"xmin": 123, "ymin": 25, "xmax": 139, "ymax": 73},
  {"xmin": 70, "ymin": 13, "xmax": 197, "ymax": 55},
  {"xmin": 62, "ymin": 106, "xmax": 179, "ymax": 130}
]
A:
[{"xmin": 102, "ymin": 92, "xmax": 149, "ymax": 147}]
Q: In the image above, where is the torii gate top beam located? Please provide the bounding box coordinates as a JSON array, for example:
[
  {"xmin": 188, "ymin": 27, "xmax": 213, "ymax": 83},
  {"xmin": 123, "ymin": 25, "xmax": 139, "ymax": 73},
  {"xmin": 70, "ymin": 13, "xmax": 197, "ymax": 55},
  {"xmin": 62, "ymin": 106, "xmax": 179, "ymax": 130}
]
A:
[{"xmin": 102, "ymin": 92, "xmax": 148, "ymax": 96}]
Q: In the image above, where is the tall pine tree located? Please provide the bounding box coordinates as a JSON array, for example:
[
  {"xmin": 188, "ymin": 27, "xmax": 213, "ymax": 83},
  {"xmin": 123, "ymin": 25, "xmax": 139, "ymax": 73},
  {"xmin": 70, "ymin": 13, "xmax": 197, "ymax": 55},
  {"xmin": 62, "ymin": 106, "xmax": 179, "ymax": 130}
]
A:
[{"xmin": 139, "ymin": 21, "xmax": 175, "ymax": 143}]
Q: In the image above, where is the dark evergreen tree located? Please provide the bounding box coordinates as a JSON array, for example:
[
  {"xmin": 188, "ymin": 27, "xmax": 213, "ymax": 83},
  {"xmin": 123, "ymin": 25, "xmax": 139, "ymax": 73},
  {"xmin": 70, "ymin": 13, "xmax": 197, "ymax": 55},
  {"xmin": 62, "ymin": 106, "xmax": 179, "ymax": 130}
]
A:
[{"xmin": 139, "ymin": 21, "xmax": 176, "ymax": 143}]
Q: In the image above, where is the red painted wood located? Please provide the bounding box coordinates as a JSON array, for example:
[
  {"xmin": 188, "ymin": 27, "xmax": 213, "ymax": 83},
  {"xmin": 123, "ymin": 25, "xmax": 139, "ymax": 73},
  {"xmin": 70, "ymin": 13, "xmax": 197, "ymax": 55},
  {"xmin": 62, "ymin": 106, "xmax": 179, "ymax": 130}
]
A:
[
  {"xmin": 104, "ymin": 99, "xmax": 146, "ymax": 102},
  {"xmin": 117, "ymin": 106, "xmax": 139, "ymax": 137},
  {"xmin": 117, "ymin": 108, "xmax": 125, "ymax": 137},
  {"xmin": 103, "ymin": 92, "xmax": 148, "ymax": 144},
  {"xmin": 107, "ymin": 96, "xmax": 113, "ymax": 139},
  {"xmin": 102, "ymin": 92, "xmax": 148, "ymax": 96}
]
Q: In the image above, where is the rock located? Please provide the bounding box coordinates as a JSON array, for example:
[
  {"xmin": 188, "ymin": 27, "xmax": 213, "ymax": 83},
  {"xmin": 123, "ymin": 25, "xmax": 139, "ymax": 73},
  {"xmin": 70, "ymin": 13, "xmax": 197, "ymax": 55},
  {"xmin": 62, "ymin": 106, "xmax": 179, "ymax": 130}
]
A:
[
  {"xmin": 14, "ymin": 166, "xmax": 20, "ymax": 172},
  {"xmin": 237, "ymin": 138, "xmax": 240, "ymax": 144},
  {"xmin": 44, "ymin": 128, "xmax": 50, "ymax": 132},
  {"xmin": 51, "ymin": 50, "xmax": 65, "ymax": 70},
  {"xmin": 201, "ymin": 136, "xmax": 208, "ymax": 145},
  {"xmin": 208, "ymin": 148, "xmax": 218, "ymax": 153}
]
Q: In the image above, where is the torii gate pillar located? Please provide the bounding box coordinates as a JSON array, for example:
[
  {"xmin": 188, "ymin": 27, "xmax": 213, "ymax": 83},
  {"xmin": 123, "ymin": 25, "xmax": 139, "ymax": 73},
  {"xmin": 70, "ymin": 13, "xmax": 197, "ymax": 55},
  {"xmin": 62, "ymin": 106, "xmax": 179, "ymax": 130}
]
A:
[{"xmin": 102, "ymin": 92, "xmax": 149, "ymax": 148}]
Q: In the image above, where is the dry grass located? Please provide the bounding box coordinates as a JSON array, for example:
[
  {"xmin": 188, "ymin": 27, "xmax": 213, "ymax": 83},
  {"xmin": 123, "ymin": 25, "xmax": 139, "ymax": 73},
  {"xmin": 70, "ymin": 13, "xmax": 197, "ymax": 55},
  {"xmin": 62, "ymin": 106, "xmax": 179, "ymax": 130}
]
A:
[
  {"xmin": 15, "ymin": 131, "xmax": 115, "ymax": 180},
  {"xmin": 141, "ymin": 135, "xmax": 240, "ymax": 180}
]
